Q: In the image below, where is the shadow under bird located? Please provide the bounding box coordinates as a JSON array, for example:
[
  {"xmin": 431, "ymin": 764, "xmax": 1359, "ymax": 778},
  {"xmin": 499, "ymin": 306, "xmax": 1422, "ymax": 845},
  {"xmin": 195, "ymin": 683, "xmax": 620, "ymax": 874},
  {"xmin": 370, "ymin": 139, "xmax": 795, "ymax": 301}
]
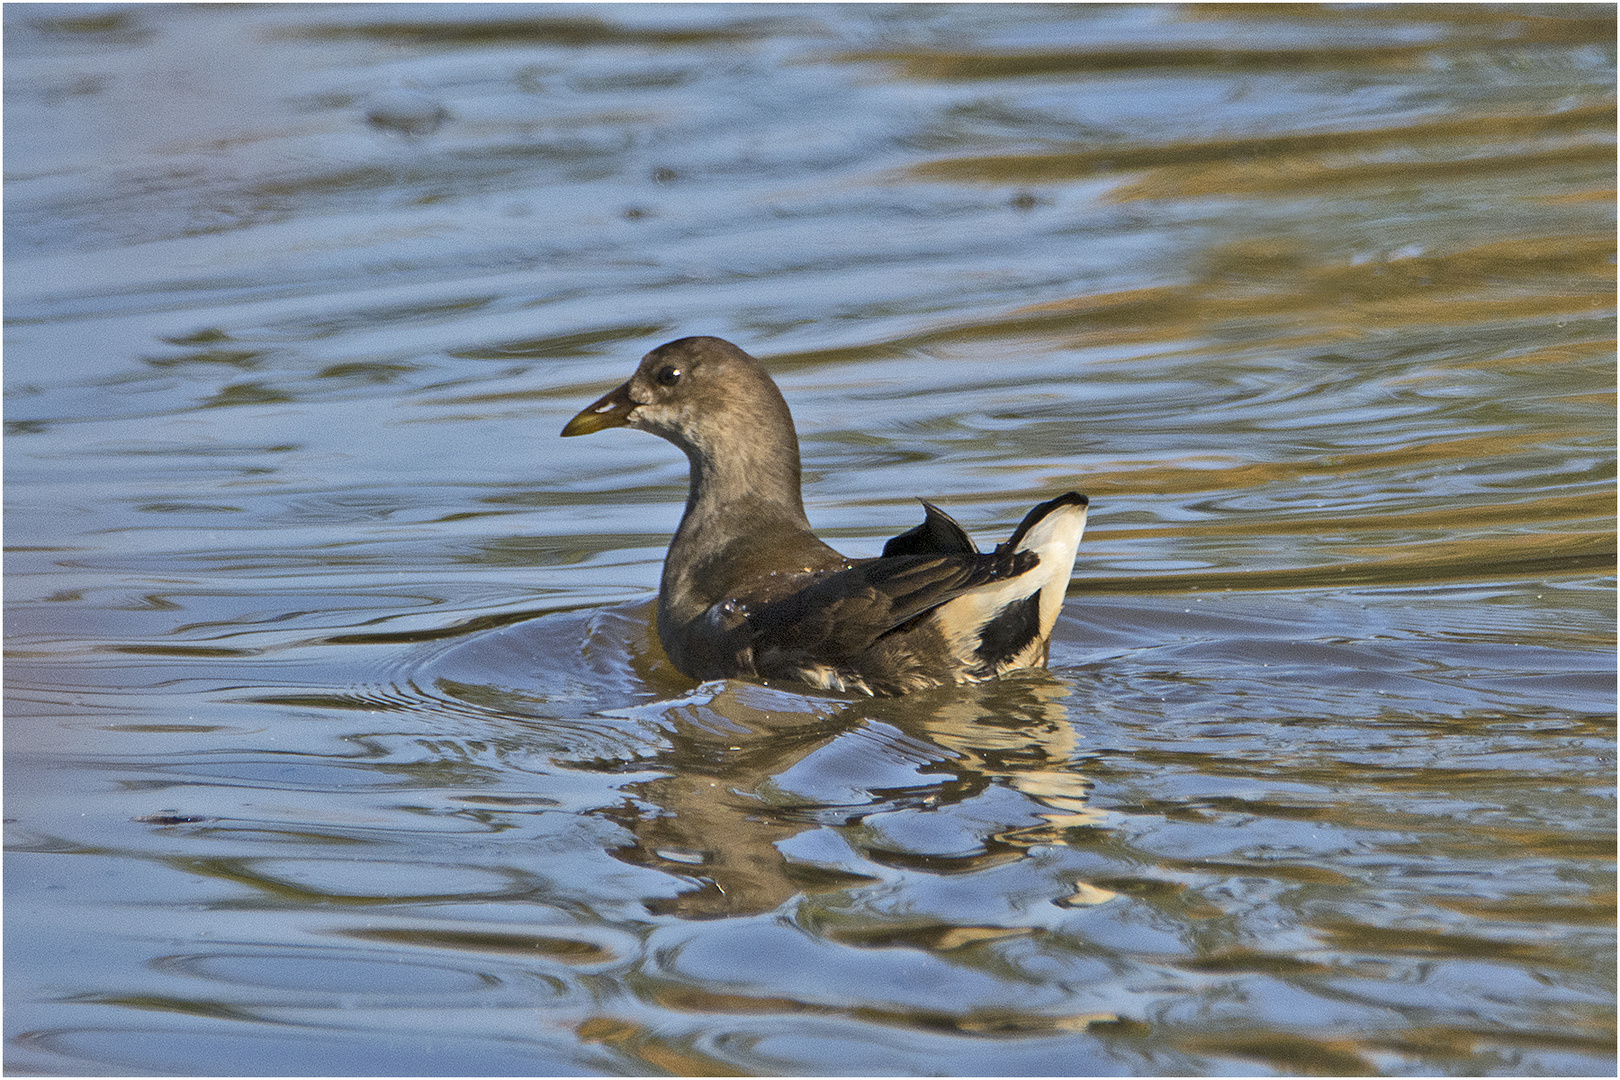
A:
[{"xmin": 562, "ymin": 336, "xmax": 1088, "ymax": 696}]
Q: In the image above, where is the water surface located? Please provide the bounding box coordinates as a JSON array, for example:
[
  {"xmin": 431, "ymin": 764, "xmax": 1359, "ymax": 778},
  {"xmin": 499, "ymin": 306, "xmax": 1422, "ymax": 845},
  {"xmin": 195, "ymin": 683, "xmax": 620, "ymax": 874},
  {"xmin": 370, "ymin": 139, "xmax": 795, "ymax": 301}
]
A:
[{"xmin": 5, "ymin": 4, "xmax": 1615, "ymax": 1075}]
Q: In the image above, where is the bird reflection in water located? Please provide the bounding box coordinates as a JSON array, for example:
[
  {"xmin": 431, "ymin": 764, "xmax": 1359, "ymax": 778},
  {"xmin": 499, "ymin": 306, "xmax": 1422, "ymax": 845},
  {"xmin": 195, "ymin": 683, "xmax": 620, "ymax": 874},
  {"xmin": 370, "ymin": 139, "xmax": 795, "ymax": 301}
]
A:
[{"xmin": 599, "ymin": 676, "xmax": 1110, "ymax": 920}]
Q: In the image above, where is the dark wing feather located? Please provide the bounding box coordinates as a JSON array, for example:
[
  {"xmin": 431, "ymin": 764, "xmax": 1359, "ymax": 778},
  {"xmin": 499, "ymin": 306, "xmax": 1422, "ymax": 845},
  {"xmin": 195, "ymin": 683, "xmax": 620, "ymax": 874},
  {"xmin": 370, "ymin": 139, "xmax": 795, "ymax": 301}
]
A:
[
  {"xmin": 744, "ymin": 548, "xmax": 1035, "ymax": 664},
  {"xmin": 881, "ymin": 501, "xmax": 978, "ymax": 557}
]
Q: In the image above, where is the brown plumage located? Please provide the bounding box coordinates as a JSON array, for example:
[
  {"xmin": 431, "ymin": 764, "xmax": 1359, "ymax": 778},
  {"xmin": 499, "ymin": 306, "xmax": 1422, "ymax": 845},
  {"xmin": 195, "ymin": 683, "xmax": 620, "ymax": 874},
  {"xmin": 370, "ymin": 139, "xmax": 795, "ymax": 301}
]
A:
[{"xmin": 563, "ymin": 336, "xmax": 1088, "ymax": 696}]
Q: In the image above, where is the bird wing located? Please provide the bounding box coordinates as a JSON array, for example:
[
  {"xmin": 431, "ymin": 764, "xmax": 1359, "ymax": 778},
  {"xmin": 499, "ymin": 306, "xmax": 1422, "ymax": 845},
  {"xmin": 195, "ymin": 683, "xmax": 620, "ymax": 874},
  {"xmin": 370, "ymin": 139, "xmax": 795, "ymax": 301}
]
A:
[{"xmin": 741, "ymin": 548, "xmax": 1036, "ymax": 664}]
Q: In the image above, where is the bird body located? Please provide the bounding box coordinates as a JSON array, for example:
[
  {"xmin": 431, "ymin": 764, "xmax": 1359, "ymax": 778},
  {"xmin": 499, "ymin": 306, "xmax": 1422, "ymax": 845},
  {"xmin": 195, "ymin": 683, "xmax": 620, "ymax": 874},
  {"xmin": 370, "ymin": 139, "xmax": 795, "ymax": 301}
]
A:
[{"xmin": 563, "ymin": 336, "xmax": 1087, "ymax": 696}]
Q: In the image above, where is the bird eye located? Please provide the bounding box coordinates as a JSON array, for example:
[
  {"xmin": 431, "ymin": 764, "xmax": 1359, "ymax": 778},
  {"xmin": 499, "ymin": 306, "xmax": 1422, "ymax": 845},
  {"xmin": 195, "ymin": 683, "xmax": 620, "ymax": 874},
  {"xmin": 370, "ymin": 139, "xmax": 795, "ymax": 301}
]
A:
[{"xmin": 655, "ymin": 365, "xmax": 682, "ymax": 387}]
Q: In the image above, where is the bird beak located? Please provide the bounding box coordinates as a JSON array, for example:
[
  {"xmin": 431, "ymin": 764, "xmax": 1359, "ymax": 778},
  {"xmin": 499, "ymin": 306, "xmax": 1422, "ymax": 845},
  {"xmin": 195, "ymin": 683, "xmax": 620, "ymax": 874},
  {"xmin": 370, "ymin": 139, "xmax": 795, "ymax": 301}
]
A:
[{"xmin": 561, "ymin": 380, "xmax": 637, "ymax": 436}]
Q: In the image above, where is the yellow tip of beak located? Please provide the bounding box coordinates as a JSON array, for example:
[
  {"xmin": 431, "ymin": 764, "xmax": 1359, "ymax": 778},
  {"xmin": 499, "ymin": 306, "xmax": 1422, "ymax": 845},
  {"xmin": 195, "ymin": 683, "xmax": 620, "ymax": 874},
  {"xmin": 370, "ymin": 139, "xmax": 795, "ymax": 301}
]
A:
[{"xmin": 562, "ymin": 380, "xmax": 636, "ymax": 437}]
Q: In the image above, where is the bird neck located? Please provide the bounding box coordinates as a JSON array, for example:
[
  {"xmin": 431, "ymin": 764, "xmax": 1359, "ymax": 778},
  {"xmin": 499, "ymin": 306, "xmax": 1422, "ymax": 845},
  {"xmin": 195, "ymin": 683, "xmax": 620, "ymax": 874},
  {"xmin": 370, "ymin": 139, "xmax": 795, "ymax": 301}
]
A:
[
  {"xmin": 678, "ymin": 428, "xmax": 811, "ymax": 543},
  {"xmin": 655, "ymin": 390, "xmax": 845, "ymax": 630},
  {"xmin": 658, "ymin": 422, "xmax": 829, "ymax": 628}
]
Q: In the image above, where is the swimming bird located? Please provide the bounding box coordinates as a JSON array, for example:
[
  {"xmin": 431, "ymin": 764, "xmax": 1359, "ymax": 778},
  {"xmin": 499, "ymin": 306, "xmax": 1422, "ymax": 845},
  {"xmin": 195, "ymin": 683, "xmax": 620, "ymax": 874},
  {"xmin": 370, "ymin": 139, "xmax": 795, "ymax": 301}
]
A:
[{"xmin": 562, "ymin": 336, "xmax": 1088, "ymax": 696}]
